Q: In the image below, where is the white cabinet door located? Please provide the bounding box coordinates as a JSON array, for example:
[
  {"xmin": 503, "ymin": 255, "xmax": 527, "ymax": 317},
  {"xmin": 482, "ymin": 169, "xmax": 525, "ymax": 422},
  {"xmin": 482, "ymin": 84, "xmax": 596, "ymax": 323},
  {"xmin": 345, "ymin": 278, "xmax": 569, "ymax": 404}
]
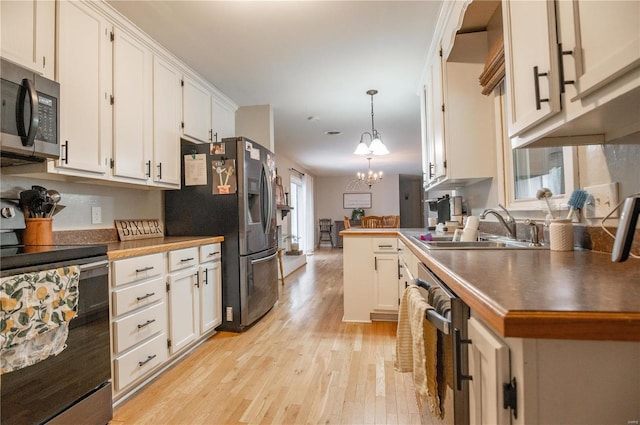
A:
[
  {"xmin": 56, "ymin": 0, "xmax": 111, "ymax": 174},
  {"xmin": 1, "ymin": 0, "xmax": 55, "ymax": 79},
  {"xmin": 563, "ymin": 0, "xmax": 640, "ymax": 100},
  {"xmin": 428, "ymin": 48, "xmax": 446, "ymax": 182},
  {"xmin": 152, "ymin": 56, "xmax": 181, "ymax": 186},
  {"xmin": 211, "ymin": 97, "xmax": 236, "ymax": 141},
  {"xmin": 167, "ymin": 267, "xmax": 199, "ymax": 354},
  {"xmin": 199, "ymin": 260, "xmax": 222, "ymax": 334},
  {"xmin": 112, "ymin": 27, "xmax": 152, "ymax": 181},
  {"xmin": 502, "ymin": 0, "xmax": 561, "ymax": 137},
  {"xmin": 182, "ymin": 77, "xmax": 212, "ymax": 143},
  {"xmin": 372, "ymin": 254, "xmax": 399, "ymax": 311},
  {"xmin": 468, "ymin": 317, "xmax": 511, "ymax": 425}
]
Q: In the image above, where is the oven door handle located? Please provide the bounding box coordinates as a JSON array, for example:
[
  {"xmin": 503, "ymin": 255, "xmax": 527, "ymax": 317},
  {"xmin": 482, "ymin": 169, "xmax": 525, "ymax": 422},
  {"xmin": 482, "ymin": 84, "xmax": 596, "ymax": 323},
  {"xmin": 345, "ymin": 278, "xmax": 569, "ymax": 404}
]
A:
[
  {"xmin": 425, "ymin": 309, "xmax": 451, "ymax": 335},
  {"xmin": 413, "ymin": 279, "xmax": 451, "ymax": 334},
  {"xmin": 79, "ymin": 259, "xmax": 109, "ymax": 278}
]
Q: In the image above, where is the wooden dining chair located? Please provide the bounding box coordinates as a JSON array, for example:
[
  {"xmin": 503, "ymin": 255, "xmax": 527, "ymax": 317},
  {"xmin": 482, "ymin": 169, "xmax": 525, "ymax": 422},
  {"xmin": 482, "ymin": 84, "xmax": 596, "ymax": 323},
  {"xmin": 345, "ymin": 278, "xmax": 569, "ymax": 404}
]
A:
[
  {"xmin": 361, "ymin": 216, "xmax": 382, "ymax": 228},
  {"xmin": 343, "ymin": 216, "xmax": 351, "ymax": 229},
  {"xmin": 382, "ymin": 215, "xmax": 400, "ymax": 228}
]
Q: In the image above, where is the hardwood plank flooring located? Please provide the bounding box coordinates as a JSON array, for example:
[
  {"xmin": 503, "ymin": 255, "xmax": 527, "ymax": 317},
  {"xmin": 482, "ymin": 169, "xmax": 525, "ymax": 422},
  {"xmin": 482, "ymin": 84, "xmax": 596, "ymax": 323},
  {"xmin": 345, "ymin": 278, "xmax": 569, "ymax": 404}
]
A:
[{"xmin": 111, "ymin": 248, "xmax": 419, "ymax": 425}]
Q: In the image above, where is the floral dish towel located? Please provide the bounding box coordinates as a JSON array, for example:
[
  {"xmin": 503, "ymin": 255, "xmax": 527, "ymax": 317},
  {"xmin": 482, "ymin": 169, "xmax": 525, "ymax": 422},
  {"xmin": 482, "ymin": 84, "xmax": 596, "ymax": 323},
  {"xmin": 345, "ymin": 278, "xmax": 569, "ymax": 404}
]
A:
[{"xmin": 0, "ymin": 266, "xmax": 80, "ymax": 374}]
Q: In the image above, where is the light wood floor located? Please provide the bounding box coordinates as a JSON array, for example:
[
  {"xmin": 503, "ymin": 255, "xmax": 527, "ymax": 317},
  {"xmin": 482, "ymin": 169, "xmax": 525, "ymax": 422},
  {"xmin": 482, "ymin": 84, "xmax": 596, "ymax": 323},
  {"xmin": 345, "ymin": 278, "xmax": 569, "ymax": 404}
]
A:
[{"xmin": 111, "ymin": 248, "xmax": 419, "ymax": 425}]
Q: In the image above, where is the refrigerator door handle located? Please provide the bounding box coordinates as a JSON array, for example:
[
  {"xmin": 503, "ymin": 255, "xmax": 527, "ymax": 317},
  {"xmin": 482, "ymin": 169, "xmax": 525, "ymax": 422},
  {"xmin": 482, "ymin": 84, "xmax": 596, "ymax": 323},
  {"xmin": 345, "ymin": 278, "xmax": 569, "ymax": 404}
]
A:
[
  {"xmin": 251, "ymin": 251, "xmax": 278, "ymax": 265},
  {"xmin": 261, "ymin": 163, "xmax": 274, "ymax": 238}
]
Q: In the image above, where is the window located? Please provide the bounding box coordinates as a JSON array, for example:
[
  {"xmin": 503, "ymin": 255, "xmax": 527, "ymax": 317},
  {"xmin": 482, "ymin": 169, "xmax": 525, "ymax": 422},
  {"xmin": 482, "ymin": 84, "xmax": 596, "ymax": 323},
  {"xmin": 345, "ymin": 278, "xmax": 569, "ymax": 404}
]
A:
[
  {"xmin": 289, "ymin": 175, "xmax": 304, "ymax": 249},
  {"xmin": 496, "ymin": 83, "xmax": 577, "ymax": 212}
]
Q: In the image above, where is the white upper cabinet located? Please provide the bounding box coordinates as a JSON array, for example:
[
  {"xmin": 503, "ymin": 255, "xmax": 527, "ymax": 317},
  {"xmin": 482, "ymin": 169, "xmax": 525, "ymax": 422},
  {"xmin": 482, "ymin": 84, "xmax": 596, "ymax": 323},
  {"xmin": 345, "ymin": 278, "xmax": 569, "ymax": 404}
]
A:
[
  {"xmin": 112, "ymin": 27, "xmax": 152, "ymax": 182},
  {"xmin": 564, "ymin": 0, "xmax": 640, "ymax": 100},
  {"xmin": 425, "ymin": 47, "xmax": 446, "ymax": 185},
  {"xmin": 56, "ymin": 0, "xmax": 111, "ymax": 175},
  {"xmin": 182, "ymin": 76, "xmax": 212, "ymax": 143},
  {"xmin": 211, "ymin": 97, "xmax": 236, "ymax": 141},
  {"xmin": 505, "ymin": 0, "xmax": 640, "ymax": 148},
  {"xmin": 502, "ymin": 0, "xmax": 561, "ymax": 137},
  {"xmin": 152, "ymin": 56, "xmax": 182, "ymax": 186},
  {"xmin": 1, "ymin": 0, "xmax": 55, "ymax": 79},
  {"xmin": 422, "ymin": 31, "xmax": 496, "ymax": 192}
]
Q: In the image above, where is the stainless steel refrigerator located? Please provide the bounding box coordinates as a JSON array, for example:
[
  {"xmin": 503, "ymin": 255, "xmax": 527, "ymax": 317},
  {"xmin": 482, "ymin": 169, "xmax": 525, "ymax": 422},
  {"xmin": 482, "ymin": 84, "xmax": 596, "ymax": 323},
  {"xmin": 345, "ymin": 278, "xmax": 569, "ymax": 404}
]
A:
[{"xmin": 165, "ymin": 137, "xmax": 278, "ymax": 332}]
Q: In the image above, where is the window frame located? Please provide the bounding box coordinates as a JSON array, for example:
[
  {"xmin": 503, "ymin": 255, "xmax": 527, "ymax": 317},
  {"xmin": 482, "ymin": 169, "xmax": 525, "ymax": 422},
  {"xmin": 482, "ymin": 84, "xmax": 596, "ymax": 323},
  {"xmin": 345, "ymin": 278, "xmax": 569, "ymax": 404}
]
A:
[{"xmin": 495, "ymin": 83, "xmax": 579, "ymax": 212}]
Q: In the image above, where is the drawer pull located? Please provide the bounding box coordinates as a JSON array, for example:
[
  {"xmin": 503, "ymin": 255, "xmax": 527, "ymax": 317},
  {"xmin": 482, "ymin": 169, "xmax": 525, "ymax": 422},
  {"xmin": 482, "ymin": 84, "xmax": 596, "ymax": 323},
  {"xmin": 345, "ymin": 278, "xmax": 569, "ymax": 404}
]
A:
[
  {"xmin": 136, "ymin": 292, "xmax": 155, "ymax": 301},
  {"xmin": 378, "ymin": 244, "xmax": 393, "ymax": 248},
  {"xmin": 138, "ymin": 354, "xmax": 157, "ymax": 367},
  {"xmin": 180, "ymin": 257, "xmax": 195, "ymax": 262},
  {"xmin": 208, "ymin": 251, "xmax": 220, "ymax": 257},
  {"xmin": 137, "ymin": 319, "xmax": 156, "ymax": 329},
  {"xmin": 135, "ymin": 266, "xmax": 154, "ymax": 273}
]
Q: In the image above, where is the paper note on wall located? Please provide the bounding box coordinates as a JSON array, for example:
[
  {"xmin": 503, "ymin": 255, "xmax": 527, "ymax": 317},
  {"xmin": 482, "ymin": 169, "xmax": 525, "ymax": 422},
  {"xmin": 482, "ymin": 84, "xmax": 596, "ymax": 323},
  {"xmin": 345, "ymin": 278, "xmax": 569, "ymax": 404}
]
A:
[{"xmin": 184, "ymin": 153, "xmax": 207, "ymax": 186}]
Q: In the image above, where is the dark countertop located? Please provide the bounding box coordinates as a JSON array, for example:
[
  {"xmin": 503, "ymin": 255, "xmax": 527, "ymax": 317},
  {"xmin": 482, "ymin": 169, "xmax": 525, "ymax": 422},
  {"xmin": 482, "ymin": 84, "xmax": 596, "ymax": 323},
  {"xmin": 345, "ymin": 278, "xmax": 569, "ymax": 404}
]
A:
[{"xmin": 341, "ymin": 228, "xmax": 640, "ymax": 341}]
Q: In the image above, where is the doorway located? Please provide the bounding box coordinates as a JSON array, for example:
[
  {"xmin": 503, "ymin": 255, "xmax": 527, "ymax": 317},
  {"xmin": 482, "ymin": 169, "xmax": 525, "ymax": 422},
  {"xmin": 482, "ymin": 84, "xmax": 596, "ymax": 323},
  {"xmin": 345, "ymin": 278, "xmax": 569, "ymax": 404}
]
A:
[{"xmin": 399, "ymin": 174, "xmax": 424, "ymax": 228}]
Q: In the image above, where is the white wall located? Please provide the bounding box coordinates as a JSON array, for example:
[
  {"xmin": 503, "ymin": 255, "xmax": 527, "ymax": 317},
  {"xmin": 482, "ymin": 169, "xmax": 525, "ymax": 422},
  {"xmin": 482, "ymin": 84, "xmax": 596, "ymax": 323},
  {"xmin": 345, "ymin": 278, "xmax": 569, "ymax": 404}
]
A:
[
  {"xmin": 0, "ymin": 174, "xmax": 162, "ymax": 231},
  {"xmin": 315, "ymin": 174, "xmax": 400, "ymax": 222},
  {"xmin": 235, "ymin": 105, "xmax": 274, "ymax": 152}
]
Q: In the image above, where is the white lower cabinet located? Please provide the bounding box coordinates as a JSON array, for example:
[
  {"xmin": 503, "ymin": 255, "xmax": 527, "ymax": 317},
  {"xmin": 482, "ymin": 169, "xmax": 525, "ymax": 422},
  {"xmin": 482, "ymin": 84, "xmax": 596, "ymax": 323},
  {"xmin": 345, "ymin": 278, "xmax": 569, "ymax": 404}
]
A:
[
  {"xmin": 110, "ymin": 242, "xmax": 223, "ymax": 399},
  {"xmin": 468, "ymin": 312, "xmax": 640, "ymax": 424},
  {"xmin": 167, "ymin": 244, "xmax": 222, "ymax": 353},
  {"xmin": 113, "ymin": 333, "xmax": 168, "ymax": 391},
  {"xmin": 199, "ymin": 243, "xmax": 222, "ymax": 334},
  {"xmin": 111, "ymin": 253, "xmax": 168, "ymax": 393},
  {"xmin": 343, "ymin": 235, "xmax": 399, "ymax": 321},
  {"xmin": 167, "ymin": 247, "xmax": 199, "ymax": 354},
  {"xmin": 467, "ymin": 317, "xmax": 511, "ymax": 425}
]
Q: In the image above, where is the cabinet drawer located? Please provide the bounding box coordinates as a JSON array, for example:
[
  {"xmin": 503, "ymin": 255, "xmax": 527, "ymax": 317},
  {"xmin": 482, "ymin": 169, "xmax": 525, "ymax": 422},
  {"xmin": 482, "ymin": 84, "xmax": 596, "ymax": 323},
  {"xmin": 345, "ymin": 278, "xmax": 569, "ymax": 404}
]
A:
[
  {"xmin": 168, "ymin": 247, "xmax": 198, "ymax": 272},
  {"xmin": 199, "ymin": 243, "xmax": 221, "ymax": 263},
  {"xmin": 112, "ymin": 277, "xmax": 165, "ymax": 316},
  {"xmin": 112, "ymin": 253, "xmax": 164, "ymax": 287},
  {"xmin": 372, "ymin": 238, "xmax": 397, "ymax": 252},
  {"xmin": 113, "ymin": 302, "xmax": 166, "ymax": 353},
  {"xmin": 114, "ymin": 332, "xmax": 168, "ymax": 391}
]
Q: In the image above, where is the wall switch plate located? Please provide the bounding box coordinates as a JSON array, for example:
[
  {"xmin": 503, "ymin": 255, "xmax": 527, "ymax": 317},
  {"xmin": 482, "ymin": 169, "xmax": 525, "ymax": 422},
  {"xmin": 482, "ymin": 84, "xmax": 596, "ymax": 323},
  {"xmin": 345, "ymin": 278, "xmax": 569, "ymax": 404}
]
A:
[
  {"xmin": 91, "ymin": 206, "xmax": 102, "ymax": 224},
  {"xmin": 584, "ymin": 183, "xmax": 618, "ymax": 219}
]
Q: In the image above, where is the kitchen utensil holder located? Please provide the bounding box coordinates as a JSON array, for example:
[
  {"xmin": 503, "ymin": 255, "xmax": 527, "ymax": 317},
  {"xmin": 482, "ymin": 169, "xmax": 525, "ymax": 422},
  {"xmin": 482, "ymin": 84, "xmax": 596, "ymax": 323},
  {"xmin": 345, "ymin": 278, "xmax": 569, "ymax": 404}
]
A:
[
  {"xmin": 23, "ymin": 218, "xmax": 53, "ymax": 245},
  {"xmin": 549, "ymin": 219, "xmax": 573, "ymax": 251}
]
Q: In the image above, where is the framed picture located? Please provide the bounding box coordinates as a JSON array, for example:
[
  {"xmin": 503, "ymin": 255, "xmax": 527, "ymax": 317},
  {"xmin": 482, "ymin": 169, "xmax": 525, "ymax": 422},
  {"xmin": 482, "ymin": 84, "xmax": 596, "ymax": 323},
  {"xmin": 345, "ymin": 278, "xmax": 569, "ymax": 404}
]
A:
[{"xmin": 343, "ymin": 192, "xmax": 372, "ymax": 209}]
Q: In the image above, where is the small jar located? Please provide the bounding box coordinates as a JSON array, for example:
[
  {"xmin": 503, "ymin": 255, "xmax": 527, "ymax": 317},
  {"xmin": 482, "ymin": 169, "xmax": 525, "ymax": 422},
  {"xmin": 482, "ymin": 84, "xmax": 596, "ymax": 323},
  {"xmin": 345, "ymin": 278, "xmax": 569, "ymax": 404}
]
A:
[{"xmin": 549, "ymin": 219, "xmax": 574, "ymax": 251}]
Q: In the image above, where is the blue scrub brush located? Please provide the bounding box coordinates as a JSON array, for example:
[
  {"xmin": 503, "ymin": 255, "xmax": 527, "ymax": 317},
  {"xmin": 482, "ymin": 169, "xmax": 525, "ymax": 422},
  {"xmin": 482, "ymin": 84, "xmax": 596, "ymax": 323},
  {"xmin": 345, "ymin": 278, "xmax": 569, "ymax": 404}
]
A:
[{"xmin": 566, "ymin": 189, "xmax": 589, "ymax": 221}]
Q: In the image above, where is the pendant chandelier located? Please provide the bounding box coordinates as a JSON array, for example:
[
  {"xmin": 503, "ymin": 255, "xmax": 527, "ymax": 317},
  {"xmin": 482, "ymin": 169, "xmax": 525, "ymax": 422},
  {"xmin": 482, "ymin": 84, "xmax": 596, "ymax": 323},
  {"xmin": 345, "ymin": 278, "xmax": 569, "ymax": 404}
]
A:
[
  {"xmin": 357, "ymin": 157, "xmax": 383, "ymax": 188},
  {"xmin": 354, "ymin": 89, "xmax": 390, "ymax": 156}
]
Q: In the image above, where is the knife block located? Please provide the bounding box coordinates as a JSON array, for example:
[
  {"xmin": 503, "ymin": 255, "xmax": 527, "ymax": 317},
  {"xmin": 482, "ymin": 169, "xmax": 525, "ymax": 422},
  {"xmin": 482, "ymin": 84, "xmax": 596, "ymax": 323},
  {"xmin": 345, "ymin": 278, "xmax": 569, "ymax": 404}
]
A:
[{"xmin": 23, "ymin": 218, "xmax": 53, "ymax": 245}]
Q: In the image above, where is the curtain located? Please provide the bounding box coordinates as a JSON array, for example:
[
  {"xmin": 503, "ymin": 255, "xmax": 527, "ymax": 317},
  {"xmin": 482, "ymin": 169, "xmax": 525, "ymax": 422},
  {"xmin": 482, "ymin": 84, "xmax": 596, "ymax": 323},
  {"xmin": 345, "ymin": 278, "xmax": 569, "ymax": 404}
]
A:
[{"xmin": 304, "ymin": 174, "xmax": 315, "ymax": 253}]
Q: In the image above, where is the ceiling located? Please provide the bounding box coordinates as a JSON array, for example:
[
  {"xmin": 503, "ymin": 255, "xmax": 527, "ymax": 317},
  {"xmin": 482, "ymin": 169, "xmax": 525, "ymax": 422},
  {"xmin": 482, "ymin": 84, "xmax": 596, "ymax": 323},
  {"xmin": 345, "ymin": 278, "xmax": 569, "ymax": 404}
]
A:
[{"xmin": 107, "ymin": 1, "xmax": 443, "ymax": 177}]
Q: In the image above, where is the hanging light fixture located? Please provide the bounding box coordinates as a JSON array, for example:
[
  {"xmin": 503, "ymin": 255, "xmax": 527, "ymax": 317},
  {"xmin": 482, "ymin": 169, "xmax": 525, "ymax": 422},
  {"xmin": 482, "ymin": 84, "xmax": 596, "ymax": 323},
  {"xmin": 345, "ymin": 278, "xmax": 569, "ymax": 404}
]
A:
[
  {"xmin": 354, "ymin": 89, "xmax": 390, "ymax": 156},
  {"xmin": 356, "ymin": 157, "xmax": 383, "ymax": 188}
]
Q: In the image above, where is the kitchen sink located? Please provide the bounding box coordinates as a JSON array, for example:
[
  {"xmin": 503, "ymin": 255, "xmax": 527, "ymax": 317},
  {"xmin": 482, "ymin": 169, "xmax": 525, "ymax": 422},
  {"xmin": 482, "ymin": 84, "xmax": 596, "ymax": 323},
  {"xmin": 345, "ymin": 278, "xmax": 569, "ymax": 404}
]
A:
[{"xmin": 412, "ymin": 235, "xmax": 548, "ymax": 250}]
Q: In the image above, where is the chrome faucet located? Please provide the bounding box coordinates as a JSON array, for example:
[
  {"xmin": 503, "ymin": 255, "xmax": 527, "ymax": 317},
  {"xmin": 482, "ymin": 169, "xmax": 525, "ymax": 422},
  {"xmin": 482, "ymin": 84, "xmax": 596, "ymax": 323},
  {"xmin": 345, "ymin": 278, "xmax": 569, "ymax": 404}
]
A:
[{"xmin": 480, "ymin": 204, "xmax": 517, "ymax": 239}]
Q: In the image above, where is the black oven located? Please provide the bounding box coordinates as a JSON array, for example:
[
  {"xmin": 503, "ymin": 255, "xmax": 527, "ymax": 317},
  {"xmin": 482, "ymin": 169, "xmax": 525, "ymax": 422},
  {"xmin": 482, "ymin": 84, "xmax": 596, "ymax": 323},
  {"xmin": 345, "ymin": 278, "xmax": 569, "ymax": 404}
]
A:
[
  {"xmin": 1, "ymin": 58, "xmax": 60, "ymax": 166},
  {"xmin": 415, "ymin": 263, "xmax": 471, "ymax": 425},
  {"xmin": 0, "ymin": 244, "xmax": 112, "ymax": 425}
]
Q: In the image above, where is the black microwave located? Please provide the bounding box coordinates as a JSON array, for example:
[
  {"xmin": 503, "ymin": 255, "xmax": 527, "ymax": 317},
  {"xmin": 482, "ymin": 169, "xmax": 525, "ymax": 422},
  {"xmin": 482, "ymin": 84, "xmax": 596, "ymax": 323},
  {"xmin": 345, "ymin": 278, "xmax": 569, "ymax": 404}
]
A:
[{"xmin": 1, "ymin": 58, "xmax": 60, "ymax": 166}]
